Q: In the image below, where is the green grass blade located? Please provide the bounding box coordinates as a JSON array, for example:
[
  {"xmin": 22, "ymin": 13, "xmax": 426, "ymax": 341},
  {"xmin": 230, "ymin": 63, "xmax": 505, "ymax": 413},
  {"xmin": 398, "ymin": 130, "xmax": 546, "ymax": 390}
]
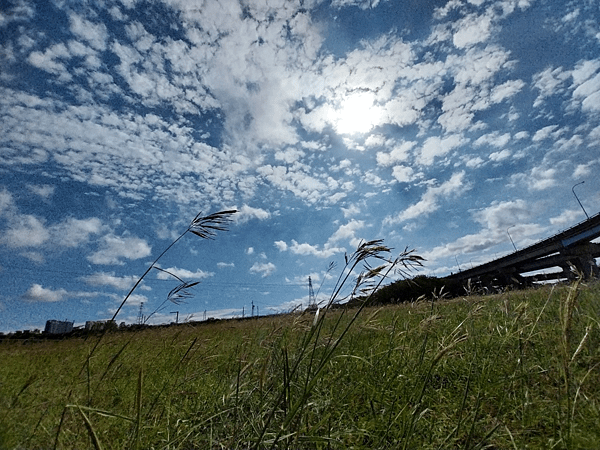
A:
[{"xmin": 76, "ymin": 405, "xmax": 103, "ymax": 450}]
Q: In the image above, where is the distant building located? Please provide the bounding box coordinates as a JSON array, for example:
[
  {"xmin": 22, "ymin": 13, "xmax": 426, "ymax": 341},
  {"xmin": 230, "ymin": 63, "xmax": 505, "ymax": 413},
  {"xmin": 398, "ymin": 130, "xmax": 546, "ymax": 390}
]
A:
[
  {"xmin": 85, "ymin": 320, "xmax": 116, "ymax": 331},
  {"xmin": 85, "ymin": 320, "xmax": 103, "ymax": 331},
  {"xmin": 44, "ymin": 320, "xmax": 73, "ymax": 335}
]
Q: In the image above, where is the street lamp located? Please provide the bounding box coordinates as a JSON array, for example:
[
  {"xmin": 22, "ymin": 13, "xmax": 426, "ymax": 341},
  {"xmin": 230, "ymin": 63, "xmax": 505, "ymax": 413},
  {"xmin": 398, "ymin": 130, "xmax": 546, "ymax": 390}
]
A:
[
  {"xmin": 507, "ymin": 226, "xmax": 517, "ymax": 251},
  {"xmin": 572, "ymin": 181, "xmax": 589, "ymax": 220}
]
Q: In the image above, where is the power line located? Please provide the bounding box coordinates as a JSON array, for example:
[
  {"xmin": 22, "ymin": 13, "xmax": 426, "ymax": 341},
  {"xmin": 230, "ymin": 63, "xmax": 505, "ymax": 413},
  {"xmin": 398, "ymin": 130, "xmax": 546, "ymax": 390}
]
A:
[{"xmin": 0, "ymin": 266, "xmax": 307, "ymax": 288}]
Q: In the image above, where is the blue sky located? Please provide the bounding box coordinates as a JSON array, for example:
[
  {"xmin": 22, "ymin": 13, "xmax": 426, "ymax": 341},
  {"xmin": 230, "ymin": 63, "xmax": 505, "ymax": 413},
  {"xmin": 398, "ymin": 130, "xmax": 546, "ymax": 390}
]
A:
[{"xmin": 1, "ymin": 0, "xmax": 599, "ymax": 332}]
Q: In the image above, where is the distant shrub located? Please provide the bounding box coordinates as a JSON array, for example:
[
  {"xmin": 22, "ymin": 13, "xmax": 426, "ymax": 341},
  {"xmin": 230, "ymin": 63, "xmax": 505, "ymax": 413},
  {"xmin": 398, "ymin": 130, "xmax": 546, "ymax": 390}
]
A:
[{"xmin": 367, "ymin": 275, "xmax": 465, "ymax": 305}]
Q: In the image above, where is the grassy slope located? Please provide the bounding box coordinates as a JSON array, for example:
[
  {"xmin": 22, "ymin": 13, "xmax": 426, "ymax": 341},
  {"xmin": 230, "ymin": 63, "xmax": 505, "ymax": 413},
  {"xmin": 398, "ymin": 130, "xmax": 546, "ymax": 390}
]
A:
[{"xmin": 1, "ymin": 281, "xmax": 599, "ymax": 449}]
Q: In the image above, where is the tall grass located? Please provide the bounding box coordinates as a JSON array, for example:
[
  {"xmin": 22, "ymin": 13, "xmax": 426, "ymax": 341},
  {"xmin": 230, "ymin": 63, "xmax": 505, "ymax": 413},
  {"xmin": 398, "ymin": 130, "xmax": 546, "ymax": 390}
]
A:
[
  {"xmin": 254, "ymin": 241, "xmax": 424, "ymax": 448},
  {"xmin": 62, "ymin": 209, "xmax": 237, "ymax": 448},
  {"xmin": 1, "ymin": 246, "xmax": 600, "ymax": 448}
]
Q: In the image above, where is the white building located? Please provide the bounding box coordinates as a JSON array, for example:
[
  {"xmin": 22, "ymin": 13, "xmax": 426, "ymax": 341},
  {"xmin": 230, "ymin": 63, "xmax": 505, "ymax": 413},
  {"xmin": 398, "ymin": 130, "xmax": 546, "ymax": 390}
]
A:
[{"xmin": 44, "ymin": 320, "xmax": 73, "ymax": 334}]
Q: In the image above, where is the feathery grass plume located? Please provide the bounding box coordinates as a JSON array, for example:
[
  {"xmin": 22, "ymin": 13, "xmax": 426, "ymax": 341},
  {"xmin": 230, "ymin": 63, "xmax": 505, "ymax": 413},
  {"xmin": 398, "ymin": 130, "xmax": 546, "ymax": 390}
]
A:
[
  {"xmin": 56, "ymin": 210, "xmax": 236, "ymax": 448},
  {"xmin": 110, "ymin": 209, "xmax": 237, "ymax": 324},
  {"xmin": 78, "ymin": 209, "xmax": 236, "ymax": 377},
  {"xmin": 255, "ymin": 240, "xmax": 424, "ymax": 449},
  {"xmin": 144, "ymin": 267, "xmax": 200, "ymax": 323}
]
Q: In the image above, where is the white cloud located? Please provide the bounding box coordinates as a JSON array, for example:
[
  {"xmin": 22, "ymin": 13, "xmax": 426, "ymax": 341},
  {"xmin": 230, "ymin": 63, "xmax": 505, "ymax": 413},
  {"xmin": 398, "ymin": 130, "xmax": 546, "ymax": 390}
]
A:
[
  {"xmin": 341, "ymin": 204, "xmax": 361, "ymax": 219},
  {"xmin": 528, "ymin": 166, "xmax": 557, "ymax": 190},
  {"xmin": 27, "ymin": 44, "xmax": 72, "ymax": 80},
  {"xmin": 256, "ymin": 164, "xmax": 330, "ymax": 204},
  {"xmin": 449, "ymin": 45, "xmax": 512, "ymax": 86},
  {"xmin": 107, "ymin": 292, "xmax": 147, "ymax": 308},
  {"xmin": 0, "ymin": 189, "xmax": 12, "ymax": 215},
  {"xmin": 82, "ymin": 272, "xmax": 140, "ymax": 290},
  {"xmin": 88, "ymin": 235, "xmax": 151, "ymax": 265},
  {"xmin": 474, "ymin": 132, "xmax": 511, "ymax": 148},
  {"xmin": 68, "ymin": 13, "xmax": 108, "ymax": 51},
  {"xmin": 233, "ymin": 204, "xmax": 271, "ymax": 223},
  {"xmin": 489, "ymin": 149, "xmax": 511, "ymax": 161},
  {"xmin": 278, "ymin": 239, "xmax": 345, "ymax": 258},
  {"xmin": 274, "ymin": 241, "xmax": 287, "ymax": 251},
  {"xmin": 382, "ymin": 96, "xmax": 422, "ymax": 127},
  {"xmin": 275, "ymin": 148, "xmax": 306, "ymax": 164},
  {"xmin": 0, "ymin": 0, "xmax": 539, "ymax": 217},
  {"xmin": 364, "ymin": 134, "xmax": 387, "ymax": 147},
  {"xmin": 571, "ymin": 61, "xmax": 600, "ymax": 113},
  {"xmin": 330, "ymin": 0, "xmax": 388, "ymax": 9},
  {"xmin": 417, "ymin": 135, "xmax": 467, "ymax": 166},
  {"xmin": 0, "ymin": 0, "xmax": 35, "ymax": 25},
  {"xmin": 490, "ymin": 79, "xmax": 525, "ymax": 103},
  {"xmin": 562, "ymin": 8, "xmax": 580, "ymax": 22},
  {"xmin": 362, "ymin": 171, "xmax": 386, "ymax": 187},
  {"xmin": 514, "ymin": 131, "xmax": 529, "ymax": 140},
  {"xmin": 249, "ymin": 262, "xmax": 276, "ymax": 277},
  {"xmin": 474, "ymin": 199, "xmax": 534, "ymax": 230},
  {"xmin": 532, "ymin": 125, "xmax": 559, "ymax": 142},
  {"xmin": 453, "ymin": 13, "xmax": 493, "ymax": 48},
  {"xmin": 0, "ymin": 86, "xmax": 263, "ymax": 205},
  {"xmin": 21, "ymin": 284, "xmax": 68, "ymax": 302},
  {"xmin": 571, "ymin": 59, "xmax": 600, "ymax": 85},
  {"xmin": 217, "ymin": 262, "xmax": 235, "ymax": 268},
  {"xmin": 20, "ymin": 251, "xmax": 44, "ymax": 263},
  {"xmin": 155, "ymin": 266, "xmax": 214, "ymax": 280},
  {"xmin": 532, "ymin": 66, "xmax": 570, "ymax": 107},
  {"xmin": 20, "ymin": 284, "xmax": 95, "ymax": 303},
  {"xmin": 108, "ymin": 5, "xmax": 127, "ymax": 21},
  {"xmin": 327, "ymin": 220, "xmax": 365, "ymax": 247},
  {"xmin": 386, "ymin": 171, "xmax": 468, "ymax": 223},
  {"xmin": 392, "ymin": 165, "xmax": 416, "ymax": 183},
  {"xmin": 573, "ymin": 163, "xmax": 593, "ymax": 178},
  {"xmin": 376, "ymin": 141, "xmax": 416, "ymax": 167},
  {"xmin": 0, "ymin": 188, "xmax": 104, "ymax": 251},
  {"xmin": 422, "ymin": 200, "xmax": 542, "ymax": 263},
  {"xmin": 437, "ymin": 105, "xmax": 475, "ymax": 132},
  {"xmin": 52, "ymin": 217, "xmax": 103, "ymax": 248},
  {"xmin": 2, "ymin": 214, "xmax": 49, "ymax": 248},
  {"xmin": 27, "ymin": 184, "xmax": 55, "ymax": 199},
  {"xmin": 465, "ymin": 156, "xmax": 484, "ymax": 168},
  {"xmin": 550, "ymin": 209, "xmax": 582, "ymax": 227}
]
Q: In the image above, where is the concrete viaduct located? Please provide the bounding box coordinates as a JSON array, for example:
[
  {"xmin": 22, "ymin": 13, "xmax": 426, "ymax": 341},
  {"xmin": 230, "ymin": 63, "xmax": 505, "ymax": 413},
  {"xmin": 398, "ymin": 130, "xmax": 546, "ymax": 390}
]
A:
[{"xmin": 447, "ymin": 212, "xmax": 600, "ymax": 288}]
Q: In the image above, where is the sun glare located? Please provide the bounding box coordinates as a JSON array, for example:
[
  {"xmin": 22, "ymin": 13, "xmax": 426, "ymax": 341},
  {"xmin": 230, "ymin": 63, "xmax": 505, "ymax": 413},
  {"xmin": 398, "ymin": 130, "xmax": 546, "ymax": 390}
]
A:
[{"xmin": 332, "ymin": 92, "xmax": 384, "ymax": 135}]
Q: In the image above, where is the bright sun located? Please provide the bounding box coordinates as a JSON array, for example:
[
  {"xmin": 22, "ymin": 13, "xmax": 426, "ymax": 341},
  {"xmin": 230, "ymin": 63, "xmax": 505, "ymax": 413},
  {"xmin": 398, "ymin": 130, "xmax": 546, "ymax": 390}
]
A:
[{"xmin": 331, "ymin": 92, "xmax": 384, "ymax": 135}]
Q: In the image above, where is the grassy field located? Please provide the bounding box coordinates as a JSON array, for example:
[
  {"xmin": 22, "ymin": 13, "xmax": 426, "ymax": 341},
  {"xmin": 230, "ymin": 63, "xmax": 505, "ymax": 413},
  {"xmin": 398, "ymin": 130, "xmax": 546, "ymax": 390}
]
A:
[{"xmin": 1, "ymin": 279, "xmax": 600, "ymax": 449}]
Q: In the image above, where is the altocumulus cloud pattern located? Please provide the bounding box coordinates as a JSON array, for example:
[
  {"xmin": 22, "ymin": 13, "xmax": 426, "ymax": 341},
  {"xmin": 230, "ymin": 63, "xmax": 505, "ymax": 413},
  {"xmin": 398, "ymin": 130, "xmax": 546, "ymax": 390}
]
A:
[{"xmin": 0, "ymin": 0, "xmax": 599, "ymax": 332}]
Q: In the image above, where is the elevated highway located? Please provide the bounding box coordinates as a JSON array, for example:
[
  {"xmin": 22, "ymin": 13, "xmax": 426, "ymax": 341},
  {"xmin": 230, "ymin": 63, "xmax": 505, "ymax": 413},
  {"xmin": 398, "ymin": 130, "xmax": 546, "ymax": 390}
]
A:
[{"xmin": 447, "ymin": 212, "xmax": 600, "ymax": 287}]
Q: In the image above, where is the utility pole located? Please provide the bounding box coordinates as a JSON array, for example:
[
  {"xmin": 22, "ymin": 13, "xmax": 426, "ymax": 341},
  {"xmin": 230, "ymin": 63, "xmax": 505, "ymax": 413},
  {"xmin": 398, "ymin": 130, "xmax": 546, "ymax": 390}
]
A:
[
  {"xmin": 308, "ymin": 277, "xmax": 316, "ymax": 308},
  {"xmin": 507, "ymin": 226, "xmax": 517, "ymax": 251},
  {"xmin": 251, "ymin": 301, "xmax": 255, "ymax": 317},
  {"xmin": 455, "ymin": 256, "xmax": 462, "ymax": 273},
  {"xmin": 572, "ymin": 181, "xmax": 589, "ymax": 219},
  {"xmin": 170, "ymin": 311, "xmax": 179, "ymax": 324},
  {"xmin": 137, "ymin": 302, "xmax": 144, "ymax": 325}
]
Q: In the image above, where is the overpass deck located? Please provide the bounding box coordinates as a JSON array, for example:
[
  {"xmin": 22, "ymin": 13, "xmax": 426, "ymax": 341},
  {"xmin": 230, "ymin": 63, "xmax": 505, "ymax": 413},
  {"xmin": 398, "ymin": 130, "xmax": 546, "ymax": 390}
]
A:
[{"xmin": 447, "ymin": 212, "xmax": 600, "ymax": 285}]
